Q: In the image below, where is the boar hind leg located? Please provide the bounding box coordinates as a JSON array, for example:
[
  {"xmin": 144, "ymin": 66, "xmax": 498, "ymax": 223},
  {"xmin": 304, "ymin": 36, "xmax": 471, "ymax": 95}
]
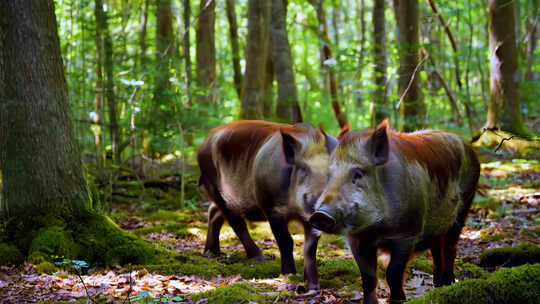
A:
[
  {"xmin": 386, "ymin": 240, "xmax": 414, "ymax": 303},
  {"xmin": 267, "ymin": 215, "xmax": 296, "ymax": 274},
  {"xmin": 225, "ymin": 213, "xmax": 264, "ymax": 260},
  {"xmin": 432, "ymin": 230, "xmax": 460, "ymax": 287},
  {"xmin": 303, "ymin": 223, "xmax": 321, "ymax": 290},
  {"xmin": 204, "ymin": 203, "xmax": 225, "ymax": 256},
  {"xmin": 349, "ymin": 238, "xmax": 378, "ymax": 304}
]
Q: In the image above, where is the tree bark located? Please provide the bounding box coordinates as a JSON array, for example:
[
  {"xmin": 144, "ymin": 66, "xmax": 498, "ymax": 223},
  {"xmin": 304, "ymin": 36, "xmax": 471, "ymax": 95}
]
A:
[
  {"xmin": 0, "ymin": 0, "xmax": 92, "ymax": 218},
  {"xmin": 154, "ymin": 0, "xmax": 176, "ymax": 105},
  {"xmin": 240, "ymin": 0, "xmax": 271, "ymax": 119},
  {"xmin": 309, "ymin": 0, "xmax": 349, "ymax": 129},
  {"xmin": 184, "ymin": 0, "xmax": 192, "ymax": 104},
  {"xmin": 486, "ymin": 0, "xmax": 529, "ymax": 135},
  {"xmin": 271, "ymin": 0, "xmax": 302, "ymax": 123},
  {"xmin": 356, "ymin": 0, "xmax": 366, "ymax": 107},
  {"xmin": 94, "ymin": 0, "xmax": 106, "ymax": 165},
  {"xmin": 138, "ymin": 0, "xmax": 150, "ymax": 69},
  {"xmin": 196, "ymin": 0, "xmax": 216, "ymax": 101},
  {"xmin": 371, "ymin": 0, "xmax": 388, "ymax": 126},
  {"xmin": 525, "ymin": 0, "xmax": 538, "ymax": 82},
  {"xmin": 226, "ymin": 0, "xmax": 243, "ymax": 100},
  {"xmin": 394, "ymin": 0, "xmax": 425, "ymax": 131}
]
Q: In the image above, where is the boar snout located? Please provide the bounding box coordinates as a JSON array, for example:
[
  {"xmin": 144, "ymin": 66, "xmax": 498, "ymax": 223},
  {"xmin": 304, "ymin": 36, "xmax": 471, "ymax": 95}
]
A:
[{"xmin": 309, "ymin": 210, "xmax": 336, "ymax": 233}]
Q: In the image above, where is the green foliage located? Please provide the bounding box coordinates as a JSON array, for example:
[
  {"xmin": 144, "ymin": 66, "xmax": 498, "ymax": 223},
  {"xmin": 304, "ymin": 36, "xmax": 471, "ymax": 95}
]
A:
[
  {"xmin": 36, "ymin": 261, "xmax": 57, "ymax": 274},
  {"xmin": 408, "ymin": 253, "xmax": 434, "ymax": 275},
  {"xmin": 0, "ymin": 243, "xmax": 24, "ymax": 266},
  {"xmin": 406, "ymin": 264, "xmax": 540, "ymax": 304},
  {"xmin": 191, "ymin": 283, "xmax": 287, "ymax": 304},
  {"xmin": 479, "ymin": 242, "xmax": 540, "ymax": 268},
  {"xmin": 30, "ymin": 226, "xmax": 80, "ymax": 259},
  {"xmin": 454, "ymin": 262, "xmax": 489, "ymax": 281}
]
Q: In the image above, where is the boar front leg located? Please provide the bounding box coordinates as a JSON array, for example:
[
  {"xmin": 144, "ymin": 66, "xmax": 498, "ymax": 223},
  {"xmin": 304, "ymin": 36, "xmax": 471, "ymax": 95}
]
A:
[
  {"xmin": 349, "ymin": 237, "xmax": 378, "ymax": 304},
  {"xmin": 303, "ymin": 223, "xmax": 321, "ymax": 290},
  {"xmin": 267, "ymin": 214, "xmax": 296, "ymax": 274},
  {"xmin": 387, "ymin": 240, "xmax": 414, "ymax": 303},
  {"xmin": 204, "ymin": 203, "xmax": 225, "ymax": 256}
]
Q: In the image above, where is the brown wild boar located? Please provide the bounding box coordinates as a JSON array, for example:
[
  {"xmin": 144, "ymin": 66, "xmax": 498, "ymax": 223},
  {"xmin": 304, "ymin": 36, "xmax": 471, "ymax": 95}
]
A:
[
  {"xmin": 197, "ymin": 120, "xmax": 337, "ymax": 290},
  {"xmin": 309, "ymin": 120, "xmax": 480, "ymax": 303}
]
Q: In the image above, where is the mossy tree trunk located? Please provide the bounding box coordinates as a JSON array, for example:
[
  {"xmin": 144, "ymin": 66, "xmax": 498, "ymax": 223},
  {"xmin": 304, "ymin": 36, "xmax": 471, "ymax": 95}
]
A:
[
  {"xmin": 240, "ymin": 0, "xmax": 271, "ymax": 119},
  {"xmin": 0, "ymin": 0, "xmax": 93, "ymax": 219},
  {"xmin": 271, "ymin": 0, "xmax": 302, "ymax": 123},
  {"xmin": 394, "ymin": 0, "xmax": 425, "ymax": 131},
  {"xmin": 486, "ymin": 0, "xmax": 529, "ymax": 136},
  {"xmin": 0, "ymin": 0, "xmax": 158, "ymax": 266}
]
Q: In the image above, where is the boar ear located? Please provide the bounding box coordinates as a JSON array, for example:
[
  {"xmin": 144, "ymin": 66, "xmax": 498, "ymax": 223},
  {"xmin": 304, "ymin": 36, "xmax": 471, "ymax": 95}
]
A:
[
  {"xmin": 338, "ymin": 122, "xmax": 351, "ymax": 140},
  {"xmin": 281, "ymin": 131, "xmax": 299, "ymax": 165},
  {"xmin": 319, "ymin": 124, "xmax": 338, "ymax": 154},
  {"xmin": 369, "ymin": 120, "xmax": 389, "ymax": 166}
]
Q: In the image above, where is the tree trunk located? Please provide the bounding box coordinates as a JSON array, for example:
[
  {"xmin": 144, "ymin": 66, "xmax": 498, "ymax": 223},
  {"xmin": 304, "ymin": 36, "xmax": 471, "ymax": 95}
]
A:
[
  {"xmin": 0, "ymin": 0, "xmax": 92, "ymax": 219},
  {"xmin": 154, "ymin": 0, "xmax": 176, "ymax": 105},
  {"xmin": 184, "ymin": 0, "xmax": 192, "ymax": 104},
  {"xmin": 271, "ymin": 0, "xmax": 302, "ymax": 123},
  {"xmin": 94, "ymin": 0, "xmax": 106, "ymax": 165},
  {"xmin": 226, "ymin": 0, "xmax": 243, "ymax": 100},
  {"xmin": 309, "ymin": 0, "xmax": 349, "ymax": 129},
  {"xmin": 356, "ymin": 0, "xmax": 366, "ymax": 107},
  {"xmin": 196, "ymin": 0, "xmax": 216, "ymax": 102},
  {"xmin": 525, "ymin": 0, "xmax": 538, "ymax": 82},
  {"xmin": 486, "ymin": 0, "xmax": 529, "ymax": 135},
  {"xmin": 138, "ymin": 0, "xmax": 149, "ymax": 69},
  {"xmin": 0, "ymin": 0, "xmax": 158, "ymax": 266},
  {"xmin": 394, "ymin": 0, "xmax": 425, "ymax": 131},
  {"xmin": 263, "ymin": 48, "xmax": 275, "ymax": 119},
  {"xmin": 371, "ymin": 0, "xmax": 388, "ymax": 126},
  {"xmin": 240, "ymin": 0, "xmax": 271, "ymax": 119}
]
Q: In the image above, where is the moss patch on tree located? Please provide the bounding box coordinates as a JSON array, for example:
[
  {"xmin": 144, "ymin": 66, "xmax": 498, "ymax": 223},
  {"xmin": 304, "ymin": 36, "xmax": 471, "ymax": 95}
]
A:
[
  {"xmin": 0, "ymin": 242, "xmax": 24, "ymax": 265},
  {"xmin": 406, "ymin": 264, "xmax": 540, "ymax": 304}
]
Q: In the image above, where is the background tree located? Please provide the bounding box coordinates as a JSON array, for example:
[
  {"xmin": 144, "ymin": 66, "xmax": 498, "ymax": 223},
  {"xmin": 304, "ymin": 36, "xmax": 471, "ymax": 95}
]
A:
[
  {"xmin": 394, "ymin": 0, "xmax": 425, "ymax": 131},
  {"xmin": 196, "ymin": 0, "xmax": 216, "ymax": 102},
  {"xmin": 486, "ymin": 0, "xmax": 529, "ymax": 136},
  {"xmin": 0, "ymin": 0, "xmax": 157, "ymax": 265},
  {"xmin": 241, "ymin": 0, "xmax": 271, "ymax": 119},
  {"xmin": 371, "ymin": 0, "xmax": 387, "ymax": 126},
  {"xmin": 271, "ymin": 0, "xmax": 303, "ymax": 123},
  {"xmin": 226, "ymin": 0, "xmax": 243, "ymax": 100}
]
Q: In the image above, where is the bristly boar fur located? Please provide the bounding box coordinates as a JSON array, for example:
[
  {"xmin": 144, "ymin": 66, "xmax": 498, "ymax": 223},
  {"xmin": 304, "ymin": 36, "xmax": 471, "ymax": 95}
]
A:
[
  {"xmin": 198, "ymin": 120, "xmax": 337, "ymax": 291},
  {"xmin": 310, "ymin": 119, "xmax": 480, "ymax": 303}
]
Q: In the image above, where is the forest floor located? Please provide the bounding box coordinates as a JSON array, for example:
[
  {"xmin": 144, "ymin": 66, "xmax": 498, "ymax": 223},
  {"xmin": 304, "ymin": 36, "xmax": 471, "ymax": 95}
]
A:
[{"xmin": 1, "ymin": 151, "xmax": 539, "ymax": 304}]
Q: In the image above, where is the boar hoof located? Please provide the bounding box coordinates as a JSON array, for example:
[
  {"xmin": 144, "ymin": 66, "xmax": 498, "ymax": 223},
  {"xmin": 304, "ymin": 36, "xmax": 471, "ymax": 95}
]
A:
[
  {"xmin": 202, "ymin": 250, "xmax": 221, "ymax": 258},
  {"xmin": 295, "ymin": 286, "xmax": 318, "ymax": 296}
]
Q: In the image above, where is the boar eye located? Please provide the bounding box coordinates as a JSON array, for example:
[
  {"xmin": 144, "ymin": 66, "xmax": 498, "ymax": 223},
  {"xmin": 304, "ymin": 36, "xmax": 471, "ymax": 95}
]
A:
[{"xmin": 351, "ymin": 168, "xmax": 363, "ymax": 186}]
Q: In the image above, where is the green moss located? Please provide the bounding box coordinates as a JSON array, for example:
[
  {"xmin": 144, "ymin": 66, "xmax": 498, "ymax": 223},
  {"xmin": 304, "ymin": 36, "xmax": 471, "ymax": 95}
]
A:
[
  {"xmin": 407, "ymin": 264, "xmax": 540, "ymax": 304},
  {"xmin": 28, "ymin": 251, "xmax": 47, "ymax": 264},
  {"xmin": 36, "ymin": 261, "xmax": 56, "ymax": 274},
  {"xmin": 145, "ymin": 250, "xmax": 284, "ymax": 279},
  {"xmin": 191, "ymin": 283, "xmax": 286, "ymax": 304},
  {"xmin": 75, "ymin": 214, "xmax": 161, "ymax": 266},
  {"xmin": 144, "ymin": 210, "xmax": 191, "ymax": 223},
  {"xmin": 454, "ymin": 262, "xmax": 489, "ymax": 281},
  {"xmin": 408, "ymin": 253, "xmax": 433, "ymax": 275},
  {"xmin": 132, "ymin": 223, "xmax": 194, "ymax": 239},
  {"xmin": 479, "ymin": 242, "xmax": 540, "ymax": 267},
  {"xmin": 29, "ymin": 226, "xmax": 80, "ymax": 259},
  {"xmin": 0, "ymin": 243, "xmax": 24, "ymax": 265}
]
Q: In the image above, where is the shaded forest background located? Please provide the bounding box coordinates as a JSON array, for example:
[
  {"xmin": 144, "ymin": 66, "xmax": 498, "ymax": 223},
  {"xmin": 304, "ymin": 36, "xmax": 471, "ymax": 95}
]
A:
[{"xmin": 55, "ymin": 0, "xmax": 538, "ymax": 179}]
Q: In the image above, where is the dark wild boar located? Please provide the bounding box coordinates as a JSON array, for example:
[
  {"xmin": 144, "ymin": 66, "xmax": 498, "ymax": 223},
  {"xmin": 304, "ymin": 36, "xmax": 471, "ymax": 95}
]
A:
[
  {"xmin": 310, "ymin": 120, "xmax": 480, "ymax": 303},
  {"xmin": 198, "ymin": 120, "xmax": 337, "ymax": 290}
]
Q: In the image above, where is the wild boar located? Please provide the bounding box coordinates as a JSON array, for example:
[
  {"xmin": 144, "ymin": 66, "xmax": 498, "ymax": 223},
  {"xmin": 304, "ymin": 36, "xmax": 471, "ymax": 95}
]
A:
[
  {"xmin": 198, "ymin": 120, "xmax": 337, "ymax": 290},
  {"xmin": 309, "ymin": 120, "xmax": 480, "ymax": 303}
]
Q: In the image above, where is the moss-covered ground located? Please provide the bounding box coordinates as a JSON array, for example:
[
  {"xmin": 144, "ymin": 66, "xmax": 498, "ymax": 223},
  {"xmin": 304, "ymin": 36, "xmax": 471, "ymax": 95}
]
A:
[{"xmin": 1, "ymin": 151, "xmax": 539, "ymax": 303}]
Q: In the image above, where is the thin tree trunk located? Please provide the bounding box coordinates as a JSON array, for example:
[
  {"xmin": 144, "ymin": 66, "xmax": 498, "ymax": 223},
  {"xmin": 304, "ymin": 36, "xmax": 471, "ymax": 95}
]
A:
[
  {"xmin": 240, "ymin": 0, "xmax": 271, "ymax": 119},
  {"xmin": 486, "ymin": 0, "xmax": 528, "ymax": 135},
  {"xmin": 104, "ymin": 27, "xmax": 119, "ymax": 162},
  {"xmin": 0, "ymin": 0, "xmax": 92, "ymax": 217},
  {"xmin": 94, "ymin": 0, "xmax": 106, "ymax": 166},
  {"xmin": 394, "ymin": 0, "xmax": 425, "ymax": 131},
  {"xmin": 263, "ymin": 49, "xmax": 275, "ymax": 119},
  {"xmin": 226, "ymin": 0, "xmax": 243, "ymax": 100},
  {"xmin": 356, "ymin": 0, "xmax": 366, "ymax": 107},
  {"xmin": 371, "ymin": 0, "xmax": 388, "ymax": 126},
  {"xmin": 309, "ymin": 0, "xmax": 349, "ymax": 129},
  {"xmin": 154, "ymin": 0, "xmax": 175, "ymax": 105},
  {"xmin": 525, "ymin": 0, "xmax": 538, "ymax": 82},
  {"xmin": 184, "ymin": 0, "xmax": 192, "ymax": 104},
  {"xmin": 196, "ymin": 0, "xmax": 216, "ymax": 102},
  {"xmin": 139, "ymin": 0, "xmax": 149, "ymax": 69},
  {"xmin": 271, "ymin": 0, "xmax": 302, "ymax": 123}
]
